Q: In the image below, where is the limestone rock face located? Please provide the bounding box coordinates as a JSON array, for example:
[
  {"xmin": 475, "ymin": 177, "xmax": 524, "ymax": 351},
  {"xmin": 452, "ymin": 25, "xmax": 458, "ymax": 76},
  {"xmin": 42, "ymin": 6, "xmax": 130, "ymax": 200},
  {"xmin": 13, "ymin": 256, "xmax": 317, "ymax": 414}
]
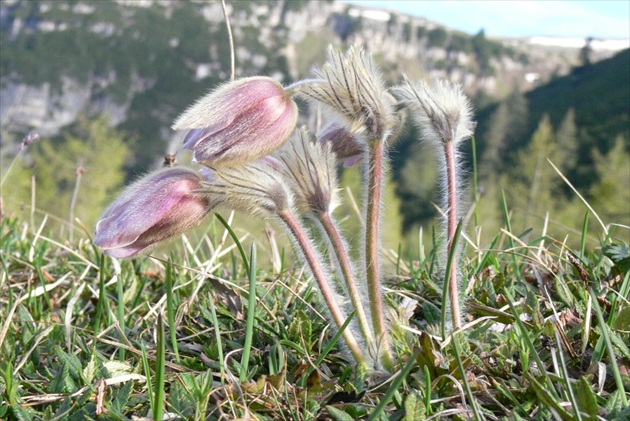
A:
[{"xmin": 2, "ymin": 0, "xmax": 617, "ymax": 159}]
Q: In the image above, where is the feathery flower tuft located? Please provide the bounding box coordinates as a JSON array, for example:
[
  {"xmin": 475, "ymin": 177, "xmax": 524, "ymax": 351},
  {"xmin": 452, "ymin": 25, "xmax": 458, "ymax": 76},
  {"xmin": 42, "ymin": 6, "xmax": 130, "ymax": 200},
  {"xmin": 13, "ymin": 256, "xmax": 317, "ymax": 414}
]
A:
[
  {"xmin": 394, "ymin": 77, "xmax": 474, "ymax": 145},
  {"xmin": 94, "ymin": 168, "xmax": 211, "ymax": 258},
  {"xmin": 317, "ymin": 122, "xmax": 366, "ymax": 167},
  {"xmin": 172, "ymin": 76, "xmax": 298, "ymax": 167},
  {"xmin": 280, "ymin": 128, "xmax": 340, "ymax": 215},
  {"xmin": 20, "ymin": 131, "xmax": 40, "ymax": 151},
  {"xmin": 294, "ymin": 46, "xmax": 397, "ymax": 141},
  {"xmin": 202, "ymin": 158, "xmax": 294, "ymax": 216}
]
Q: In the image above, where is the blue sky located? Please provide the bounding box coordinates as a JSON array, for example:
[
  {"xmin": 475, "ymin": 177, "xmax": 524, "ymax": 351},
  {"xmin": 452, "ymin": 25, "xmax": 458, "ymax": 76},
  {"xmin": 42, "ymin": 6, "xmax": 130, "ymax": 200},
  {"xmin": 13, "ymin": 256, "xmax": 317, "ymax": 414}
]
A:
[{"xmin": 343, "ymin": 1, "xmax": 630, "ymax": 39}]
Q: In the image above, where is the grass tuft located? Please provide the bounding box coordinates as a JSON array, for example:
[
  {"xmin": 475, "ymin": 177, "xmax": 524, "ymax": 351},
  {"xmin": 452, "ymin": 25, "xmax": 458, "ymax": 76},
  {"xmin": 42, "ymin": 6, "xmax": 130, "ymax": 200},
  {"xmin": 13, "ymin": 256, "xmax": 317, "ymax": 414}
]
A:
[{"xmin": 1, "ymin": 206, "xmax": 628, "ymax": 419}]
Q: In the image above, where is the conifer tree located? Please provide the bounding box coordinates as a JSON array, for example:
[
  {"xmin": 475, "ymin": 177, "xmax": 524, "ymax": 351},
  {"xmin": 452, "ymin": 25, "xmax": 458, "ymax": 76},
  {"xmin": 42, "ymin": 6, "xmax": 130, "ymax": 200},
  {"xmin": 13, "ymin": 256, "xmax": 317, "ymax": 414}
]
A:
[
  {"xmin": 508, "ymin": 114, "xmax": 561, "ymax": 234},
  {"xmin": 556, "ymin": 108, "xmax": 579, "ymax": 171},
  {"xmin": 590, "ymin": 135, "xmax": 630, "ymax": 234}
]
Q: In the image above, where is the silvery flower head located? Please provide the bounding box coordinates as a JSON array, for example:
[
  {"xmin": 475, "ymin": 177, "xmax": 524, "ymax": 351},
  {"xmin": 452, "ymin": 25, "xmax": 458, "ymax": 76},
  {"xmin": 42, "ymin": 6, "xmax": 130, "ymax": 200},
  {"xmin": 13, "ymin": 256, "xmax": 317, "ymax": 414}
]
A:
[
  {"xmin": 94, "ymin": 168, "xmax": 211, "ymax": 258},
  {"xmin": 280, "ymin": 128, "xmax": 340, "ymax": 215},
  {"xmin": 202, "ymin": 157, "xmax": 294, "ymax": 217},
  {"xmin": 295, "ymin": 46, "xmax": 397, "ymax": 141},
  {"xmin": 393, "ymin": 77, "xmax": 474, "ymax": 146},
  {"xmin": 172, "ymin": 76, "xmax": 298, "ymax": 167}
]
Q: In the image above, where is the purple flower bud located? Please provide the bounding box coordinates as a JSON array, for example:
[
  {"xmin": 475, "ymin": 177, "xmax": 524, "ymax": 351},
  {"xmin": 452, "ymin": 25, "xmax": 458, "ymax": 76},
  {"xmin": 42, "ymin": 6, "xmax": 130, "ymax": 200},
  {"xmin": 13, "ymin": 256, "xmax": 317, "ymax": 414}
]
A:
[
  {"xmin": 20, "ymin": 131, "xmax": 40, "ymax": 151},
  {"xmin": 94, "ymin": 168, "xmax": 211, "ymax": 258},
  {"xmin": 318, "ymin": 123, "xmax": 366, "ymax": 167},
  {"xmin": 172, "ymin": 77, "xmax": 298, "ymax": 167}
]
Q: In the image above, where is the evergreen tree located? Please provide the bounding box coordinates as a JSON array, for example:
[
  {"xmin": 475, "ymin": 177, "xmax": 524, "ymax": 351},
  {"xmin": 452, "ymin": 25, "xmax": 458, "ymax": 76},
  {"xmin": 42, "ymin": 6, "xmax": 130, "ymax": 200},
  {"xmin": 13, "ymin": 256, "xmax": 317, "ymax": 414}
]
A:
[
  {"xmin": 479, "ymin": 88, "xmax": 529, "ymax": 177},
  {"xmin": 480, "ymin": 102, "xmax": 509, "ymax": 177},
  {"xmin": 589, "ymin": 135, "xmax": 630, "ymax": 235},
  {"xmin": 472, "ymin": 29, "xmax": 492, "ymax": 77},
  {"xmin": 507, "ymin": 114, "xmax": 561, "ymax": 235},
  {"xmin": 556, "ymin": 108, "xmax": 579, "ymax": 171},
  {"xmin": 579, "ymin": 37, "xmax": 594, "ymax": 67},
  {"xmin": 396, "ymin": 140, "xmax": 439, "ymax": 231}
]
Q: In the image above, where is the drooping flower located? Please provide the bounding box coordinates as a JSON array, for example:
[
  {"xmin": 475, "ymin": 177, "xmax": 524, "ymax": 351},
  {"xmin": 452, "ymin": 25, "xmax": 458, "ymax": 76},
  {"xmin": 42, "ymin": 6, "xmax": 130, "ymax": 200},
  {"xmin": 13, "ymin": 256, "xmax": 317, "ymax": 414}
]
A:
[
  {"xmin": 94, "ymin": 168, "xmax": 211, "ymax": 258},
  {"xmin": 280, "ymin": 128, "xmax": 340, "ymax": 215},
  {"xmin": 317, "ymin": 122, "xmax": 366, "ymax": 167},
  {"xmin": 293, "ymin": 46, "xmax": 398, "ymax": 141},
  {"xmin": 172, "ymin": 76, "xmax": 298, "ymax": 167},
  {"xmin": 393, "ymin": 77, "xmax": 474, "ymax": 145}
]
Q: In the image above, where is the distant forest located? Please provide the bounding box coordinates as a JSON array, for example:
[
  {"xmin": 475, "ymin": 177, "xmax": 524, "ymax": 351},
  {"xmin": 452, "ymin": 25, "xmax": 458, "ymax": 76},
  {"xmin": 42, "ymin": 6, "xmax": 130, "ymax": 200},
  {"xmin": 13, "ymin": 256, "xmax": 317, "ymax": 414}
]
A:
[{"xmin": 1, "ymin": 0, "xmax": 628, "ymax": 247}]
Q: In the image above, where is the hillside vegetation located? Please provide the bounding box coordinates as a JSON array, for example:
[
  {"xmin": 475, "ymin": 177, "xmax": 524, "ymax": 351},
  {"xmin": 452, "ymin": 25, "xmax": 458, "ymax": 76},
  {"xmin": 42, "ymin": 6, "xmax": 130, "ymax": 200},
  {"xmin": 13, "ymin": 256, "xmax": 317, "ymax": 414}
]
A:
[{"xmin": 1, "ymin": 0, "xmax": 628, "ymax": 246}]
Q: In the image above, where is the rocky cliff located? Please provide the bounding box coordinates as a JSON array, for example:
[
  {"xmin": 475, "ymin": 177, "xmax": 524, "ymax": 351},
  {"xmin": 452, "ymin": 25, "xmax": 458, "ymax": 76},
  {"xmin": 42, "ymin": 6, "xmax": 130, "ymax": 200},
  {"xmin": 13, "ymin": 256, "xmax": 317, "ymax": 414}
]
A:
[{"xmin": 0, "ymin": 0, "xmax": 616, "ymax": 168}]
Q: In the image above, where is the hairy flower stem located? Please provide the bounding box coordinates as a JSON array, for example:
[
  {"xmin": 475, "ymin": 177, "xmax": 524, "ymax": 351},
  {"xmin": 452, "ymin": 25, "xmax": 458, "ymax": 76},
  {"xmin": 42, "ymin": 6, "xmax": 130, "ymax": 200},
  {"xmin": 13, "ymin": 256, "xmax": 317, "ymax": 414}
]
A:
[
  {"xmin": 319, "ymin": 211, "xmax": 375, "ymax": 354},
  {"xmin": 278, "ymin": 209, "xmax": 367, "ymax": 366},
  {"xmin": 365, "ymin": 139, "xmax": 394, "ymax": 370},
  {"xmin": 443, "ymin": 141, "xmax": 462, "ymax": 330}
]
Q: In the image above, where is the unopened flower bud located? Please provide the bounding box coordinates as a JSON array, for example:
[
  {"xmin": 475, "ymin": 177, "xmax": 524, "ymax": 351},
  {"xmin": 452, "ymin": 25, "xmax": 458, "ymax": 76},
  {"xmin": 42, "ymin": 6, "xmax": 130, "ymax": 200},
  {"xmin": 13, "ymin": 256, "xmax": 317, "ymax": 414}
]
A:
[
  {"xmin": 394, "ymin": 78, "xmax": 474, "ymax": 145},
  {"xmin": 94, "ymin": 168, "xmax": 211, "ymax": 258},
  {"xmin": 318, "ymin": 123, "xmax": 366, "ymax": 167},
  {"xmin": 172, "ymin": 76, "xmax": 298, "ymax": 167},
  {"xmin": 20, "ymin": 131, "xmax": 40, "ymax": 151}
]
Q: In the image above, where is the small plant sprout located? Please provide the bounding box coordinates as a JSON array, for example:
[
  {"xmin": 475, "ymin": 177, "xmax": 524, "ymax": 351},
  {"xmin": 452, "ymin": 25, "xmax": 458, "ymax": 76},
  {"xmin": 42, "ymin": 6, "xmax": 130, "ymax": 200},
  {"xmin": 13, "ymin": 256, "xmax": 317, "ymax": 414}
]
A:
[
  {"xmin": 172, "ymin": 76, "xmax": 298, "ymax": 167},
  {"xmin": 94, "ymin": 45, "xmax": 476, "ymax": 374},
  {"xmin": 394, "ymin": 78, "xmax": 475, "ymax": 330}
]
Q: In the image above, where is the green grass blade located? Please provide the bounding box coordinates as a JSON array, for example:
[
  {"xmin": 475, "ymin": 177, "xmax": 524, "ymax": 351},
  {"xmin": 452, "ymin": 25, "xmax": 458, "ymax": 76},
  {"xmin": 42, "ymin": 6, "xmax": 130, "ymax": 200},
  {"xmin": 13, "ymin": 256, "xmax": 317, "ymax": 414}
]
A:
[
  {"xmin": 441, "ymin": 219, "xmax": 463, "ymax": 339},
  {"xmin": 367, "ymin": 350, "xmax": 420, "ymax": 421},
  {"xmin": 554, "ymin": 330, "xmax": 581, "ymax": 420},
  {"xmin": 451, "ymin": 333, "xmax": 483, "ymax": 420},
  {"xmin": 140, "ymin": 344, "xmax": 154, "ymax": 415},
  {"xmin": 116, "ymin": 267, "xmax": 126, "ymax": 361},
  {"xmin": 240, "ymin": 242, "xmax": 257, "ymax": 383},
  {"xmin": 501, "ymin": 190, "xmax": 521, "ymax": 280},
  {"xmin": 423, "ymin": 364, "xmax": 432, "ymax": 416},
  {"xmin": 94, "ymin": 254, "xmax": 107, "ymax": 331},
  {"xmin": 524, "ymin": 372, "xmax": 573, "ymax": 420},
  {"xmin": 215, "ymin": 213, "xmax": 250, "ymax": 276},
  {"xmin": 208, "ymin": 294, "xmax": 225, "ymax": 382},
  {"xmin": 154, "ymin": 313, "xmax": 166, "ymax": 420},
  {"xmin": 299, "ymin": 311, "xmax": 356, "ymax": 388},
  {"xmin": 165, "ymin": 259, "xmax": 179, "ymax": 363},
  {"xmin": 580, "ymin": 211, "xmax": 589, "ymax": 260},
  {"xmin": 589, "ymin": 287, "xmax": 628, "ymax": 408},
  {"xmin": 503, "ymin": 288, "xmax": 559, "ymax": 401}
]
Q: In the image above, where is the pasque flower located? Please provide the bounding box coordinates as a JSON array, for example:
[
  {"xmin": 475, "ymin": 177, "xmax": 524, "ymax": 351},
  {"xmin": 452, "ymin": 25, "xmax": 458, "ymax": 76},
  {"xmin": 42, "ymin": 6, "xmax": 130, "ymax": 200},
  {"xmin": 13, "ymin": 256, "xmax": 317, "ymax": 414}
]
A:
[
  {"xmin": 280, "ymin": 128, "xmax": 339, "ymax": 215},
  {"xmin": 202, "ymin": 157, "xmax": 294, "ymax": 216},
  {"xmin": 94, "ymin": 168, "xmax": 211, "ymax": 258},
  {"xmin": 201, "ymin": 156, "xmax": 368, "ymax": 366},
  {"xmin": 293, "ymin": 46, "xmax": 397, "ymax": 141},
  {"xmin": 394, "ymin": 77, "xmax": 475, "ymax": 331},
  {"xmin": 172, "ymin": 76, "xmax": 298, "ymax": 167},
  {"xmin": 393, "ymin": 78, "xmax": 474, "ymax": 146},
  {"xmin": 317, "ymin": 123, "xmax": 366, "ymax": 167}
]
